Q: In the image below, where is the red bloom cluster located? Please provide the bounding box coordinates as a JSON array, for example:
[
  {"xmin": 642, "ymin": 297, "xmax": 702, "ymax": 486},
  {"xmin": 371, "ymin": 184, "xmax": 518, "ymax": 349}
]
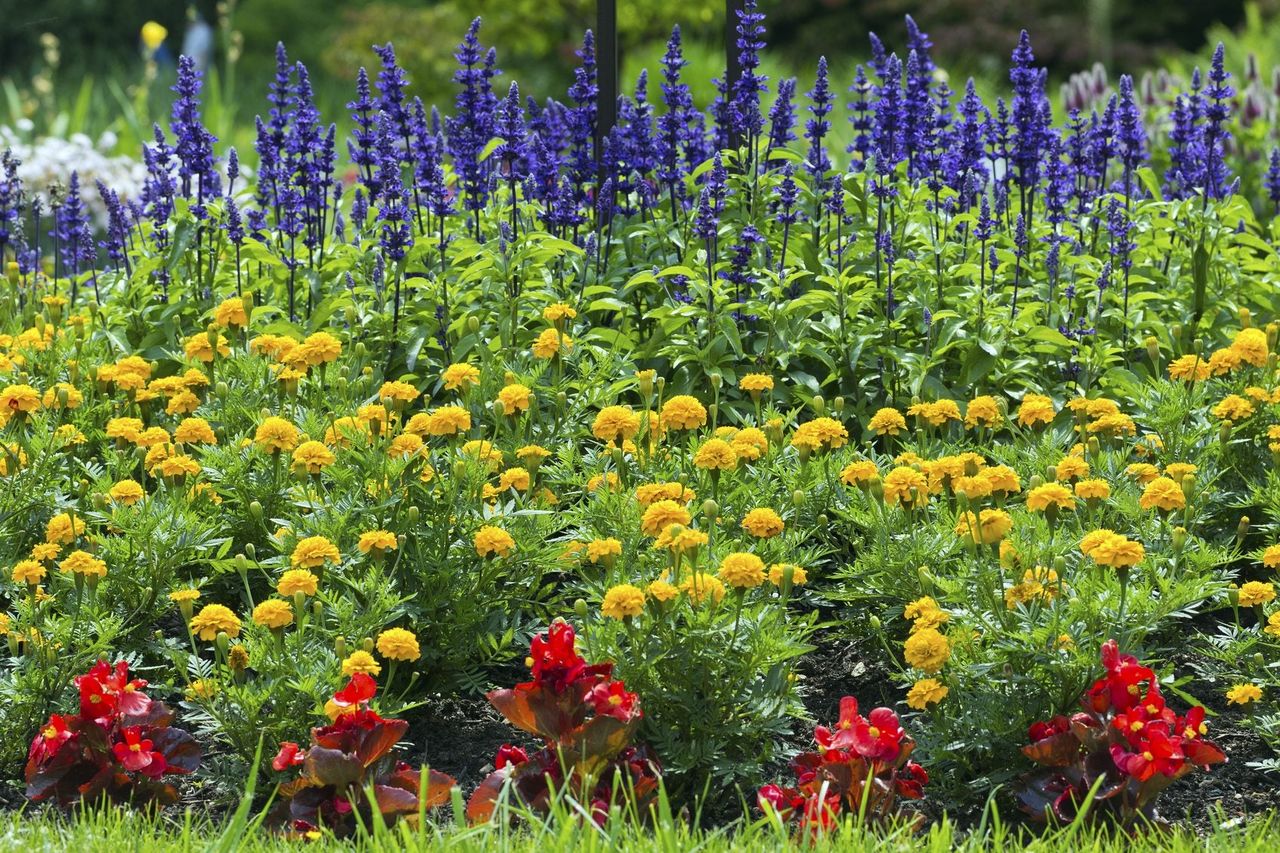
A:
[
  {"xmin": 468, "ymin": 621, "xmax": 658, "ymax": 825},
  {"xmin": 758, "ymin": 696, "xmax": 927, "ymax": 835},
  {"xmin": 1020, "ymin": 640, "xmax": 1225, "ymax": 826},
  {"xmin": 271, "ymin": 674, "xmax": 455, "ymax": 837},
  {"xmin": 26, "ymin": 660, "xmax": 200, "ymax": 806}
]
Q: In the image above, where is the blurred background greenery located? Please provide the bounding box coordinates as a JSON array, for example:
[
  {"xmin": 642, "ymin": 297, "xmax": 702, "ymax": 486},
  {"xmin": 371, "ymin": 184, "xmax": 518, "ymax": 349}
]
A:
[{"xmin": 1, "ymin": 0, "xmax": 1277, "ymax": 152}]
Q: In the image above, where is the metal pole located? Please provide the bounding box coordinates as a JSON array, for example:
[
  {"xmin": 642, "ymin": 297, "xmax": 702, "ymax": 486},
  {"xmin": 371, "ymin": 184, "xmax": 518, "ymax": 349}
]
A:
[{"xmin": 596, "ymin": 0, "xmax": 618, "ymax": 179}]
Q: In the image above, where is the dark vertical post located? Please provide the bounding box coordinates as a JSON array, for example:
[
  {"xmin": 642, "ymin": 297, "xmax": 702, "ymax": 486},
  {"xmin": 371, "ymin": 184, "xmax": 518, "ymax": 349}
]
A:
[
  {"xmin": 596, "ymin": 0, "xmax": 619, "ymax": 180},
  {"xmin": 725, "ymin": 0, "xmax": 744, "ymax": 149}
]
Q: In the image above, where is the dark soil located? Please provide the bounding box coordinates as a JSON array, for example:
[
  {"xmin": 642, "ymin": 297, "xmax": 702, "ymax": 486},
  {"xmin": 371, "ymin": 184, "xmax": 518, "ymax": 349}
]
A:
[{"xmin": 404, "ymin": 693, "xmax": 522, "ymax": 793}]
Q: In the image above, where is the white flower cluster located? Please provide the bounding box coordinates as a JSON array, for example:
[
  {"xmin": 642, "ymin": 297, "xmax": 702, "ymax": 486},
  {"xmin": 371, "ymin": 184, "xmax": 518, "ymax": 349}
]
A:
[{"xmin": 1, "ymin": 121, "xmax": 147, "ymax": 230}]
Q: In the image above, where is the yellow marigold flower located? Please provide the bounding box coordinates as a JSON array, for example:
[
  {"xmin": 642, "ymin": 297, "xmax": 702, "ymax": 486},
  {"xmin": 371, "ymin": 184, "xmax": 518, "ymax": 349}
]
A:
[
  {"xmin": 647, "ymin": 576, "xmax": 679, "ymax": 602},
  {"xmin": 156, "ymin": 454, "xmax": 200, "ymax": 479},
  {"xmin": 12, "ymin": 559, "xmax": 46, "ymax": 585},
  {"xmin": 593, "ymin": 405, "xmax": 641, "ymax": 443},
  {"xmin": 742, "ymin": 508, "xmax": 785, "ymax": 538},
  {"xmin": 420, "ymin": 406, "xmax": 471, "ymax": 437},
  {"xmin": 379, "ymin": 380, "xmax": 421, "ymax": 404},
  {"xmin": 516, "ymin": 445, "xmax": 551, "ymax": 465},
  {"xmin": 1054, "ymin": 456, "xmax": 1090, "ymax": 482},
  {"xmin": 474, "ymin": 525, "xmax": 515, "ymax": 558},
  {"xmin": 31, "ymin": 542, "xmax": 60, "ymax": 562},
  {"xmin": 1226, "ymin": 684, "xmax": 1263, "ymax": 705},
  {"xmin": 342, "ymin": 650, "xmax": 382, "ymax": 677},
  {"xmin": 694, "ymin": 438, "xmax": 738, "ymax": 470},
  {"xmin": 278, "ymin": 569, "xmax": 318, "ymax": 597},
  {"xmin": 255, "ymin": 417, "xmax": 299, "ymax": 453},
  {"xmin": 653, "ymin": 523, "xmax": 708, "ymax": 553},
  {"xmin": 739, "ymin": 373, "xmax": 774, "ymax": 395},
  {"xmin": 587, "ymin": 472, "xmax": 619, "ymax": 492},
  {"xmin": 190, "ymin": 604, "xmax": 241, "ymax": 641},
  {"xmin": 1125, "ymin": 463, "xmax": 1159, "ymax": 485},
  {"xmin": 252, "ymin": 599, "xmax": 294, "ymax": 629},
  {"xmin": 291, "ymin": 536, "xmax": 340, "ymax": 569},
  {"xmin": 319, "ymin": 417, "xmax": 366, "ymax": 448},
  {"xmin": 300, "ymin": 331, "xmax": 342, "ymax": 365},
  {"xmin": 1074, "ymin": 479, "xmax": 1111, "ymax": 500},
  {"xmin": 532, "ymin": 328, "xmax": 573, "ymax": 359},
  {"xmin": 105, "ymin": 417, "xmax": 143, "ymax": 443},
  {"xmin": 1165, "ymin": 463, "xmax": 1197, "ymax": 483},
  {"xmin": 586, "ymin": 538, "xmax": 622, "ymax": 564},
  {"xmin": 1167, "ymin": 354, "xmax": 1210, "ymax": 382},
  {"xmin": 904, "ymin": 628, "xmax": 951, "ymax": 673},
  {"xmin": 641, "ymin": 500, "xmax": 692, "ymax": 536},
  {"xmin": 1265, "ymin": 611, "xmax": 1280, "ymax": 637},
  {"xmin": 966, "ymin": 395, "xmax": 1004, "ymax": 428},
  {"xmin": 680, "ymin": 572, "xmax": 726, "ymax": 605},
  {"xmin": 441, "ymin": 363, "xmax": 481, "ymax": 391},
  {"xmin": 661, "ymin": 395, "xmax": 708, "ymax": 431},
  {"xmin": 1026, "ymin": 483, "xmax": 1076, "ymax": 513},
  {"xmin": 41, "ymin": 382, "xmax": 83, "ymax": 409},
  {"xmin": 1212, "ymin": 394, "xmax": 1255, "ymax": 422},
  {"xmin": 214, "ymin": 297, "xmax": 248, "ymax": 328},
  {"xmin": 45, "ymin": 512, "xmax": 85, "ymax": 545},
  {"xmin": 184, "ymin": 333, "xmax": 230, "ymax": 363},
  {"xmin": 357, "ymin": 530, "xmax": 398, "ymax": 554},
  {"xmin": 498, "ymin": 466, "xmax": 531, "ymax": 492},
  {"xmin": 908, "ymin": 400, "xmax": 962, "ymax": 427},
  {"xmin": 292, "ymin": 440, "xmax": 336, "ymax": 475},
  {"xmin": 1207, "ymin": 347, "xmax": 1241, "ymax": 376},
  {"xmin": 1262, "ymin": 544, "xmax": 1280, "ymax": 569},
  {"xmin": 840, "ymin": 460, "xmax": 879, "ymax": 486},
  {"xmin": 883, "ymin": 466, "xmax": 929, "ymax": 507},
  {"xmin": 133, "ymin": 426, "xmax": 171, "ymax": 449},
  {"xmin": 1231, "ymin": 327, "xmax": 1268, "ymax": 367},
  {"xmin": 388, "ymin": 433, "xmax": 423, "ymax": 459},
  {"xmin": 543, "ymin": 303, "xmax": 577, "ymax": 322},
  {"xmin": 954, "ymin": 509, "xmax": 1013, "ymax": 545},
  {"xmin": 906, "ymin": 678, "xmax": 949, "ymax": 710},
  {"xmin": 731, "ymin": 427, "xmax": 768, "ymax": 461},
  {"xmin": 377, "ymin": 628, "xmax": 421, "ymax": 661},
  {"xmin": 1079, "ymin": 528, "xmax": 1118, "ymax": 558},
  {"xmin": 981, "ymin": 465, "xmax": 1022, "ymax": 495},
  {"xmin": 867, "ymin": 407, "xmax": 907, "ymax": 436},
  {"xmin": 602, "ymin": 584, "xmax": 646, "ymax": 619},
  {"xmin": 497, "ymin": 383, "xmax": 532, "ymax": 415},
  {"xmin": 1090, "ymin": 533, "xmax": 1145, "ymax": 568},
  {"xmin": 174, "ymin": 417, "xmax": 217, "ymax": 445},
  {"xmin": 634, "ymin": 482, "xmax": 695, "ymax": 507},
  {"xmin": 719, "ymin": 552, "xmax": 766, "ymax": 588},
  {"xmin": 108, "ymin": 479, "xmax": 146, "ymax": 506},
  {"xmin": 768, "ymin": 563, "xmax": 808, "ymax": 586},
  {"xmin": 0, "ymin": 383, "xmax": 41, "ymax": 414},
  {"xmin": 1016, "ymin": 394, "xmax": 1056, "ymax": 427},
  {"xmin": 1238, "ymin": 581, "xmax": 1276, "ymax": 607},
  {"xmin": 169, "ymin": 588, "xmax": 201, "ymax": 603},
  {"xmin": 1139, "ymin": 477, "xmax": 1186, "ymax": 512}
]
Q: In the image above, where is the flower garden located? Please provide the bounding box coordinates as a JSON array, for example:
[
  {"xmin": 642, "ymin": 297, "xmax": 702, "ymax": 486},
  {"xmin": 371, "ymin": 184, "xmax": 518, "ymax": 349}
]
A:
[{"xmin": 4, "ymin": 2, "xmax": 1280, "ymax": 849}]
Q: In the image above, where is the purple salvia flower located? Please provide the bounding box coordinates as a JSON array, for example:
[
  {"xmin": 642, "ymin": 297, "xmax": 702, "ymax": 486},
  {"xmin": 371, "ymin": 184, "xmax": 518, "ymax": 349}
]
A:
[
  {"xmin": 805, "ymin": 57, "xmax": 833, "ymax": 185},
  {"xmin": 1266, "ymin": 148, "xmax": 1280, "ymax": 213},
  {"xmin": 766, "ymin": 77, "xmax": 797, "ymax": 158},
  {"xmin": 1115, "ymin": 74, "xmax": 1146, "ymax": 195},
  {"xmin": 1009, "ymin": 31, "xmax": 1047, "ymax": 213},
  {"xmin": 873, "ymin": 54, "xmax": 904, "ymax": 169},
  {"xmin": 731, "ymin": 0, "xmax": 769, "ymax": 156},
  {"xmin": 1202, "ymin": 43, "xmax": 1234, "ymax": 200},
  {"xmin": 846, "ymin": 64, "xmax": 875, "ymax": 171},
  {"xmin": 347, "ymin": 67, "xmax": 380, "ymax": 197}
]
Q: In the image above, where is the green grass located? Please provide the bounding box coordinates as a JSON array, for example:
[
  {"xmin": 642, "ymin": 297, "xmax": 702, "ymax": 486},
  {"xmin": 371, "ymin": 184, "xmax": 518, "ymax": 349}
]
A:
[{"xmin": 3, "ymin": 802, "xmax": 1276, "ymax": 852}]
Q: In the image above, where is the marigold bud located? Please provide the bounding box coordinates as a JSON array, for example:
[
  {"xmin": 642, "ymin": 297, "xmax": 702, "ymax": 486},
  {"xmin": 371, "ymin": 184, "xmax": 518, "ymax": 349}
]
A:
[
  {"xmin": 1239, "ymin": 306, "xmax": 1253, "ymax": 328},
  {"xmin": 467, "ymin": 316, "xmax": 480, "ymax": 334},
  {"xmin": 792, "ymin": 489, "xmax": 805, "ymax": 508},
  {"xmin": 335, "ymin": 636, "xmax": 347, "ymax": 658},
  {"xmin": 245, "ymin": 543, "xmax": 256, "ymax": 561},
  {"xmin": 710, "ymin": 373, "xmax": 722, "ymax": 390},
  {"xmin": 1028, "ymin": 474, "xmax": 1044, "ymax": 490},
  {"xmin": 574, "ymin": 598, "xmax": 588, "ymax": 619},
  {"xmin": 811, "ymin": 395, "xmax": 825, "ymax": 415},
  {"xmin": 355, "ymin": 342, "xmax": 367, "ymax": 359},
  {"xmin": 249, "ymin": 501, "xmax": 264, "ymax": 523},
  {"xmin": 407, "ymin": 505, "xmax": 420, "ymax": 524},
  {"xmin": 1171, "ymin": 526, "xmax": 1188, "ymax": 553},
  {"xmin": 1145, "ymin": 336, "xmax": 1160, "ymax": 366},
  {"xmin": 1227, "ymin": 585, "xmax": 1240, "ymax": 608},
  {"xmin": 1237, "ymin": 516, "xmax": 1251, "ymax": 543},
  {"xmin": 362, "ymin": 636, "xmax": 374, "ymax": 653},
  {"xmin": 833, "ymin": 396, "xmax": 845, "ymax": 415},
  {"xmin": 868, "ymin": 615, "xmax": 881, "ymax": 630},
  {"xmin": 702, "ymin": 499, "xmax": 719, "ymax": 521}
]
